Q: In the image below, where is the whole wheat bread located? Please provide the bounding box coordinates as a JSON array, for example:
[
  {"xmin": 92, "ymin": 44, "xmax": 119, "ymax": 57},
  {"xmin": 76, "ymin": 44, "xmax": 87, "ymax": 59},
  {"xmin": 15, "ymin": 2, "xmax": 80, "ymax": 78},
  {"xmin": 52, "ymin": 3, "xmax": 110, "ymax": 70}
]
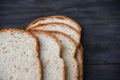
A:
[
  {"xmin": 31, "ymin": 30, "xmax": 65, "ymax": 80},
  {"xmin": 26, "ymin": 15, "xmax": 81, "ymax": 33},
  {"xmin": 0, "ymin": 28, "xmax": 41, "ymax": 80},
  {"xmin": 31, "ymin": 23, "xmax": 80, "ymax": 46},
  {"xmin": 47, "ymin": 31, "xmax": 78, "ymax": 80}
]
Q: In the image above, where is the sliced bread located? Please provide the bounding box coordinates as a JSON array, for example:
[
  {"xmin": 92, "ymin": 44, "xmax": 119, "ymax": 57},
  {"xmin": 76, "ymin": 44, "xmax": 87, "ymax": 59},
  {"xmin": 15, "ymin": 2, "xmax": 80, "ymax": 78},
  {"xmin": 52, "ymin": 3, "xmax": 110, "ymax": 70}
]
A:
[
  {"xmin": 46, "ymin": 31, "xmax": 78, "ymax": 80},
  {"xmin": 31, "ymin": 23, "xmax": 80, "ymax": 46},
  {"xmin": 26, "ymin": 15, "xmax": 81, "ymax": 33},
  {"xmin": 26, "ymin": 15, "xmax": 83, "ymax": 80},
  {"xmin": 0, "ymin": 28, "xmax": 41, "ymax": 80},
  {"xmin": 28, "ymin": 22, "xmax": 82, "ymax": 80},
  {"xmin": 30, "ymin": 30, "xmax": 65, "ymax": 80}
]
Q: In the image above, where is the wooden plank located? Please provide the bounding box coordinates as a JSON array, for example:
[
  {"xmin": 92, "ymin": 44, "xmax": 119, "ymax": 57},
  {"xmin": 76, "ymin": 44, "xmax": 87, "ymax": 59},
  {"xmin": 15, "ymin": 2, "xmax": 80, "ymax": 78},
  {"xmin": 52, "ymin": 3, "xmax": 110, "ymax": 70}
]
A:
[
  {"xmin": 0, "ymin": 0, "xmax": 120, "ymax": 64},
  {"xmin": 84, "ymin": 64, "xmax": 120, "ymax": 80}
]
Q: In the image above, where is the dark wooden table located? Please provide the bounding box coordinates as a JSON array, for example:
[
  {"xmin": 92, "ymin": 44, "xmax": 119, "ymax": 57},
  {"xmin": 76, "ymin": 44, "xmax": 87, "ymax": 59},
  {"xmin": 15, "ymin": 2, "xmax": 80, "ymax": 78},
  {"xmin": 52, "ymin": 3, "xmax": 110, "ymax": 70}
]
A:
[{"xmin": 0, "ymin": 0, "xmax": 120, "ymax": 80}]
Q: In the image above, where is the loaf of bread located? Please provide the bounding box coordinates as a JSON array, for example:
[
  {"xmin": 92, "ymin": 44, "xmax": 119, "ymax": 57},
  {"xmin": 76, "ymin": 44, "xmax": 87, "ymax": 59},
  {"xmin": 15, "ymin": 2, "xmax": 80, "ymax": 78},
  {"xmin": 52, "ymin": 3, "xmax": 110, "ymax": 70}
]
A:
[
  {"xmin": 31, "ymin": 30, "xmax": 65, "ymax": 80},
  {"xmin": 0, "ymin": 28, "xmax": 42, "ymax": 80},
  {"xmin": 0, "ymin": 15, "xmax": 83, "ymax": 80},
  {"xmin": 27, "ymin": 15, "xmax": 83, "ymax": 80}
]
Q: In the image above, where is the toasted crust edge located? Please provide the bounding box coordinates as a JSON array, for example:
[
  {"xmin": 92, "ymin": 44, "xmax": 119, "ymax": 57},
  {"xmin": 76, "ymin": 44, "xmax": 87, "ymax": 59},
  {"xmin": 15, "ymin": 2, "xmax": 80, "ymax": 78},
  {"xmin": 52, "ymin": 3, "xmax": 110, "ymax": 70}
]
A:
[
  {"xmin": 77, "ymin": 46, "xmax": 83, "ymax": 80},
  {"xmin": 0, "ymin": 28, "xmax": 42, "ymax": 80},
  {"xmin": 31, "ymin": 23, "xmax": 80, "ymax": 46},
  {"xmin": 26, "ymin": 15, "xmax": 82, "ymax": 33},
  {"xmin": 49, "ymin": 15, "xmax": 81, "ymax": 32},
  {"xmin": 29, "ymin": 30, "xmax": 66, "ymax": 80}
]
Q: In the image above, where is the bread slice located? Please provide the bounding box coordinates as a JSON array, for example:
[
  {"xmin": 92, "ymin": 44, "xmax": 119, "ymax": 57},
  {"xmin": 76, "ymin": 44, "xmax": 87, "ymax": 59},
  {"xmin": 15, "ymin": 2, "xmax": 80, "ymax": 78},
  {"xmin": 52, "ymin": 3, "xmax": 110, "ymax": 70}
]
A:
[
  {"xmin": 0, "ymin": 28, "xmax": 41, "ymax": 80},
  {"xmin": 46, "ymin": 31, "xmax": 78, "ymax": 80},
  {"xmin": 76, "ymin": 46, "xmax": 83, "ymax": 80},
  {"xmin": 31, "ymin": 23, "xmax": 80, "ymax": 46},
  {"xmin": 26, "ymin": 15, "xmax": 81, "ymax": 33},
  {"xmin": 30, "ymin": 30, "xmax": 65, "ymax": 80}
]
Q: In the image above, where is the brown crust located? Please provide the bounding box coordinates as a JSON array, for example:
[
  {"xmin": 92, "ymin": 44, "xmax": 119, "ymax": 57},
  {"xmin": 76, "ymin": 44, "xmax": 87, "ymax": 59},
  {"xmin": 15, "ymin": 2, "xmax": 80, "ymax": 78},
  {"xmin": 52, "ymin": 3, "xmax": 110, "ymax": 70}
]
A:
[
  {"xmin": 30, "ymin": 30, "xmax": 65, "ymax": 80},
  {"xmin": 32, "ymin": 23, "xmax": 80, "ymax": 46},
  {"xmin": 26, "ymin": 15, "xmax": 82, "ymax": 33},
  {"xmin": 75, "ymin": 58, "xmax": 79, "ymax": 80},
  {"xmin": 77, "ymin": 46, "xmax": 83, "ymax": 80},
  {"xmin": 49, "ymin": 15, "xmax": 82, "ymax": 32},
  {"xmin": 80, "ymin": 46, "xmax": 83, "ymax": 80},
  {"xmin": 0, "ymin": 28, "xmax": 42, "ymax": 80}
]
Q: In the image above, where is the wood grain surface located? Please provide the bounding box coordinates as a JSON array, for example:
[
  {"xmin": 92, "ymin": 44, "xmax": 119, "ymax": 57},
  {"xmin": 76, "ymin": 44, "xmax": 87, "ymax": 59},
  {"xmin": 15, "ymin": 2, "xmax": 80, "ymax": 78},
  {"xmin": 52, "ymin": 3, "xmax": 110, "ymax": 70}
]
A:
[{"xmin": 0, "ymin": 0, "xmax": 120, "ymax": 80}]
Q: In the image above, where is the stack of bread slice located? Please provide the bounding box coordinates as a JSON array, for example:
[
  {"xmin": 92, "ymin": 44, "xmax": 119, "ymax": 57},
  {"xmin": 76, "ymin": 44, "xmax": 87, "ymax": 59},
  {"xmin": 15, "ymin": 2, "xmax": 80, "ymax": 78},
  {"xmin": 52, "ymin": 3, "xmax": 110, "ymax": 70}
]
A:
[
  {"xmin": 0, "ymin": 15, "xmax": 83, "ymax": 80},
  {"xmin": 26, "ymin": 15, "xmax": 83, "ymax": 80}
]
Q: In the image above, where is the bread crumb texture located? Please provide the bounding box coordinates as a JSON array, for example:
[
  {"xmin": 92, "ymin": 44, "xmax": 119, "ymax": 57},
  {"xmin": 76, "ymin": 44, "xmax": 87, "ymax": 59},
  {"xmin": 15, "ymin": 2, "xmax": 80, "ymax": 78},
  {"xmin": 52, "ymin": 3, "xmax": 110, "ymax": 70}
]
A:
[{"xmin": 0, "ymin": 28, "xmax": 41, "ymax": 80}]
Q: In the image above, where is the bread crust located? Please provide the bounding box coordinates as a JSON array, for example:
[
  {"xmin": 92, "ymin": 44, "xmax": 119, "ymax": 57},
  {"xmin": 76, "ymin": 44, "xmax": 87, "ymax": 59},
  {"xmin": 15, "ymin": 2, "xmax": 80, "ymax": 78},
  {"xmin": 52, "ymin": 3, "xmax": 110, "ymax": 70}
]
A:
[
  {"xmin": 26, "ymin": 15, "xmax": 82, "ymax": 33},
  {"xmin": 31, "ymin": 23, "xmax": 80, "ymax": 46},
  {"xmin": 77, "ymin": 46, "xmax": 83, "ymax": 80},
  {"xmin": 30, "ymin": 30, "xmax": 66, "ymax": 80},
  {"xmin": 49, "ymin": 15, "xmax": 81, "ymax": 32},
  {"xmin": 0, "ymin": 28, "xmax": 42, "ymax": 80},
  {"xmin": 80, "ymin": 46, "xmax": 83, "ymax": 80}
]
